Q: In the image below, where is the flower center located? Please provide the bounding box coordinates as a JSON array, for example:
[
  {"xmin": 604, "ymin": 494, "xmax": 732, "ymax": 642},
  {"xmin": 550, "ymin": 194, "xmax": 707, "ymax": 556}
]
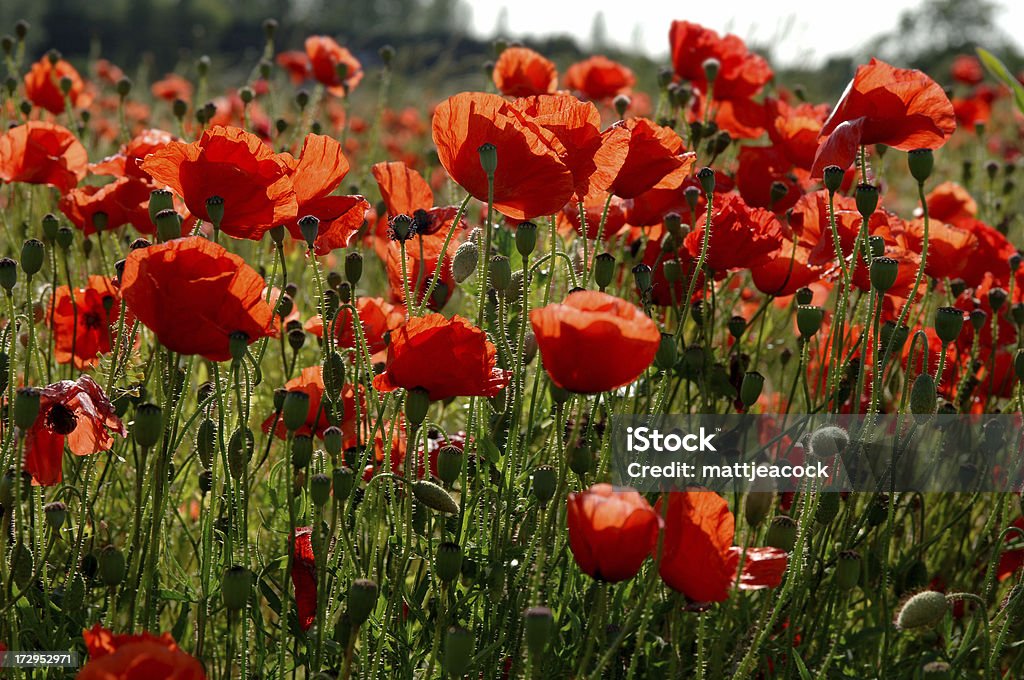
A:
[{"xmin": 46, "ymin": 403, "xmax": 78, "ymax": 435}]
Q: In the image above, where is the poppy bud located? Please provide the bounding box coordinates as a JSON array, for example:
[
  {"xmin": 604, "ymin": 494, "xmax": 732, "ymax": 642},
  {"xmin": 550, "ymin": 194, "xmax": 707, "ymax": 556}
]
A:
[
  {"xmin": 196, "ymin": 418, "xmax": 216, "ymax": 469},
  {"xmin": 910, "ymin": 373, "xmax": 937, "ymax": 417},
  {"xmin": 412, "ymin": 479, "xmax": 459, "ymax": 514},
  {"xmin": 896, "ymin": 590, "xmax": 948, "ymax": 630},
  {"xmin": 341, "ymin": 251, "xmax": 363, "ymax": 287},
  {"xmin": 436, "ymin": 542, "xmax": 463, "ymax": 582},
  {"xmin": 766, "ymin": 515, "xmax": 797, "ymax": 552},
  {"xmin": 205, "ymin": 196, "xmax": 225, "ymax": 227},
  {"xmin": 515, "ymin": 221, "xmax": 537, "ymax": 258},
  {"xmin": 656, "ymin": 259, "xmax": 679, "ymax": 284},
  {"xmin": 934, "ymin": 307, "xmax": 965, "ymax": 344},
  {"xmin": 796, "ymin": 305, "xmax": 824, "ymax": 338},
  {"xmin": 452, "ymin": 241, "xmax": 479, "ymax": 283},
  {"xmin": 523, "ymin": 606, "xmax": 554, "ymax": 657},
  {"xmin": 58, "ymin": 75, "xmax": 73, "ymax": 96},
  {"xmin": 287, "ymin": 328, "xmax": 306, "ymax": 352},
  {"xmin": 19, "ymin": 101, "xmax": 31, "ymax": 117},
  {"xmin": 855, "ymin": 184, "xmax": 878, "ymax": 219},
  {"xmin": 651, "ymin": 333, "xmax": 676, "ymax": 371},
  {"xmin": 835, "ymin": 550, "xmax": 861, "ymax": 590},
  {"xmin": 0, "ymin": 257, "xmax": 17, "ymax": 292},
  {"xmin": 684, "ymin": 186, "xmax": 701, "ymax": 215},
  {"xmin": 171, "ymin": 98, "xmax": 188, "ymax": 120},
  {"xmin": 907, "ymin": 149, "xmax": 934, "ymax": 183},
  {"xmin": 98, "ymin": 545, "xmax": 126, "ymax": 587},
  {"xmin": 405, "ymin": 387, "xmax": 430, "ymax": 427},
  {"xmin": 40, "ymin": 213, "xmax": 59, "ymax": 241},
  {"xmin": 697, "ymin": 166, "xmax": 715, "ymax": 195},
  {"xmin": 489, "ymin": 255, "xmax": 512, "ymax": 293},
  {"xmin": 816, "ymin": 492, "xmax": 840, "ymax": 525},
  {"xmin": 869, "ymin": 257, "xmax": 899, "ymax": 292},
  {"xmin": 133, "ymin": 403, "xmax": 163, "ymax": 448},
  {"xmin": 437, "ymin": 446, "xmax": 463, "ymax": 486},
  {"xmin": 310, "ymin": 473, "xmax": 331, "ymax": 506},
  {"xmin": 593, "ymin": 252, "xmax": 615, "ymax": 290},
  {"xmin": 701, "ymin": 57, "xmax": 720, "ymax": 84},
  {"xmin": 988, "ymin": 286, "xmax": 1008, "ymax": 312},
  {"xmin": 44, "ymin": 501, "xmax": 67, "ymax": 531},
  {"xmin": 444, "ymin": 625, "xmax": 475, "ymax": 676},
  {"xmin": 822, "ymin": 165, "xmax": 844, "ymax": 194},
  {"xmin": 612, "ymin": 93, "xmax": 630, "ymax": 118},
  {"xmin": 291, "ymin": 434, "xmax": 313, "ymax": 469},
  {"xmin": 740, "ymin": 371, "xmax": 764, "ymax": 407},
  {"xmin": 568, "ymin": 441, "xmax": 594, "ymax": 477},
  {"xmin": 20, "ymin": 239, "xmax": 44, "ymax": 277},
  {"xmin": 317, "ymin": 426, "xmax": 341, "ymax": 459},
  {"xmin": 214, "ymin": 565, "xmax": 252, "ymax": 613},
  {"xmin": 348, "ymin": 578, "xmax": 379, "ymax": 625},
  {"xmin": 14, "ymin": 20, "xmax": 29, "ymax": 40},
  {"xmin": 228, "ymin": 427, "xmax": 254, "ymax": 479},
  {"xmin": 631, "ymin": 263, "xmax": 652, "ymax": 294},
  {"xmin": 795, "ymin": 286, "xmax": 813, "ymax": 306},
  {"xmin": 226, "ymin": 330, "xmax": 249, "ymax": 363},
  {"xmin": 298, "ymin": 215, "xmax": 320, "ymax": 247},
  {"xmin": 333, "ymin": 465, "xmax": 355, "ymax": 500},
  {"xmin": 56, "ymin": 226, "xmax": 73, "ymax": 251},
  {"xmin": 743, "ymin": 491, "xmax": 774, "ymax": 527},
  {"xmin": 478, "ymin": 142, "xmax": 498, "ymax": 176},
  {"xmin": 237, "ymin": 85, "xmax": 254, "ymax": 105},
  {"xmin": 970, "ymin": 308, "xmax": 987, "ymax": 331},
  {"xmin": 531, "ymin": 465, "xmax": 556, "ymax": 506},
  {"xmin": 549, "ymin": 382, "xmax": 570, "ymax": 405},
  {"xmin": 282, "ymin": 390, "xmax": 310, "ymax": 432}
]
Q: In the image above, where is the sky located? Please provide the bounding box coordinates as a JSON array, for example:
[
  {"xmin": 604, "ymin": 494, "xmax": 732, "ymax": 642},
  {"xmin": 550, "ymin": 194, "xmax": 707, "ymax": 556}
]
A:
[{"xmin": 466, "ymin": 0, "xmax": 1024, "ymax": 67}]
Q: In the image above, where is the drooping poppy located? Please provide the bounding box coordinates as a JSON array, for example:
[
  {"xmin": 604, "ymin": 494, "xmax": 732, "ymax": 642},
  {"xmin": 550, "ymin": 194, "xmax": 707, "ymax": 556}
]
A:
[
  {"xmin": 305, "ymin": 36, "xmax": 363, "ymax": 95},
  {"xmin": 49, "ymin": 275, "xmax": 120, "ymax": 370},
  {"xmin": 304, "ymin": 296, "xmax": 405, "ymax": 362},
  {"xmin": 120, "ymin": 236, "xmax": 276, "ymax": 361},
  {"xmin": 530, "ymin": 290, "xmax": 661, "ymax": 394},
  {"xmin": 80, "ymin": 624, "xmax": 206, "ymax": 680},
  {"xmin": 262, "ymin": 366, "xmax": 362, "ymax": 442},
  {"xmin": 811, "ymin": 59, "xmax": 956, "ymax": 177},
  {"xmin": 23, "ymin": 376, "xmax": 126, "ymax": 486},
  {"xmin": 372, "ymin": 314, "xmax": 511, "ymax": 401},
  {"xmin": 58, "ymin": 176, "xmax": 153, "ymax": 235},
  {"xmin": 684, "ymin": 193, "xmax": 784, "ymax": 273},
  {"xmin": 291, "ymin": 527, "xmax": 317, "ymax": 631},
  {"xmin": 668, "ymin": 21, "xmax": 773, "ymax": 101},
  {"xmin": 567, "ymin": 484, "xmax": 662, "ymax": 582},
  {"xmin": 141, "ymin": 125, "xmax": 298, "ymax": 240},
  {"xmin": 24, "ymin": 55, "xmax": 91, "ymax": 114},
  {"xmin": 564, "ymin": 56, "xmax": 636, "ymax": 101},
  {"xmin": 431, "ymin": 92, "xmax": 574, "ymax": 220},
  {"xmin": 492, "ymin": 46, "xmax": 557, "ymax": 97},
  {"xmin": 599, "ymin": 118, "xmax": 696, "ymax": 199},
  {"xmin": 0, "ymin": 121, "xmax": 88, "ymax": 193}
]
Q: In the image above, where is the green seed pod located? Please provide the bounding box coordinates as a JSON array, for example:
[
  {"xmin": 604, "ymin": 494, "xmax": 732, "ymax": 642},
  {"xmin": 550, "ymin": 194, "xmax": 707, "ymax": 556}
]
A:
[
  {"xmin": 895, "ymin": 590, "xmax": 948, "ymax": 630},
  {"xmin": 855, "ymin": 183, "xmax": 878, "ymax": 219},
  {"xmin": 1015, "ymin": 349, "xmax": 1024, "ymax": 382},
  {"xmin": 344, "ymin": 251, "xmax": 363, "ymax": 286},
  {"xmin": 816, "ymin": 492, "xmax": 840, "ymax": 525},
  {"xmin": 323, "ymin": 426, "xmax": 343, "ymax": 457},
  {"xmin": 489, "ymin": 255, "xmax": 512, "ymax": 293},
  {"xmin": 332, "ymin": 466, "xmax": 355, "ymax": 501},
  {"xmin": 0, "ymin": 257, "xmax": 17, "ymax": 292},
  {"xmin": 613, "ymin": 93, "xmax": 630, "ymax": 117},
  {"xmin": 98, "ymin": 545, "xmax": 126, "ymax": 587},
  {"xmin": 437, "ymin": 445, "xmax": 463, "ymax": 486},
  {"xmin": 655, "ymin": 333, "xmax": 678, "ymax": 371},
  {"xmin": 869, "ymin": 256, "xmax": 899, "ymax": 291},
  {"xmin": 531, "ymin": 465, "xmax": 556, "ymax": 506},
  {"xmin": 44, "ymin": 501, "xmax": 67, "ymax": 531},
  {"xmin": 478, "ymin": 142, "xmax": 498, "ymax": 175},
  {"xmin": 298, "ymin": 215, "xmax": 320, "ymax": 247},
  {"xmin": 740, "ymin": 371, "xmax": 765, "ymax": 408},
  {"xmin": 14, "ymin": 387, "xmax": 41, "ymax": 430},
  {"xmin": 796, "ymin": 305, "xmax": 825, "ymax": 338},
  {"xmin": 20, "ymin": 238, "xmax": 44, "ymax": 277},
  {"xmin": 133, "ymin": 403, "xmax": 163, "ymax": 448},
  {"xmin": 195, "ymin": 418, "xmax": 216, "ymax": 469},
  {"xmin": 808, "ymin": 426, "xmax": 849, "ymax": 458},
  {"xmin": 221, "ymin": 565, "xmax": 252, "ymax": 611},
  {"xmin": 934, "ymin": 307, "xmax": 965, "ymax": 343},
  {"xmin": 41, "ymin": 212, "xmax": 59, "ymax": 241},
  {"xmin": 835, "ymin": 550, "xmax": 861, "ymax": 591},
  {"xmin": 766, "ymin": 515, "xmax": 797, "ymax": 552},
  {"xmin": 516, "ymin": 221, "xmax": 538, "ymax": 258},
  {"xmin": 822, "ymin": 165, "xmax": 844, "ymax": 194},
  {"xmin": 769, "ymin": 180, "xmax": 789, "ymax": 206},
  {"xmin": 228, "ymin": 330, "xmax": 249, "ymax": 363},
  {"xmin": 310, "ymin": 473, "xmax": 331, "ymax": 506},
  {"xmin": 794, "ymin": 287, "xmax": 813, "ymax": 306},
  {"xmin": 523, "ymin": 606, "xmax": 554, "ymax": 657},
  {"xmin": 910, "ymin": 373, "xmax": 937, "ymax": 417},
  {"xmin": 568, "ymin": 441, "xmax": 594, "ymax": 477},
  {"xmin": 743, "ymin": 491, "xmax": 774, "ymax": 527},
  {"xmin": 154, "ymin": 209, "xmax": 181, "ymax": 242},
  {"xmin": 405, "ymin": 387, "xmax": 431, "ymax": 427},
  {"xmin": 348, "ymin": 578, "xmax": 379, "ymax": 625},
  {"xmin": 631, "ymin": 263, "xmax": 652, "ymax": 293},
  {"xmin": 435, "ymin": 541, "xmax": 463, "ymax": 582},
  {"xmin": 451, "ymin": 240, "xmax": 479, "ymax": 283},
  {"xmin": 662, "ymin": 259, "xmax": 682, "ymax": 283},
  {"xmin": 282, "ymin": 390, "xmax": 310, "ymax": 432},
  {"xmin": 411, "ymin": 480, "xmax": 459, "ymax": 514},
  {"xmin": 697, "ymin": 166, "xmax": 715, "ymax": 194},
  {"xmin": 148, "ymin": 189, "xmax": 174, "ymax": 224},
  {"xmin": 323, "ymin": 350, "xmax": 345, "ymax": 396},
  {"xmin": 205, "ymin": 195, "xmax": 225, "ymax": 227},
  {"xmin": 907, "ymin": 148, "xmax": 934, "ymax": 183},
  {"xmin": 594, "ymin": 252, "xmax": 615, "ymax": 290},
  {"xmin": 727, "ymin": 315, "xmax": 746, "ymax": 339},
  {"xmin": 291, "ymin": 434, "xmax": 313, "ymax": 469}
]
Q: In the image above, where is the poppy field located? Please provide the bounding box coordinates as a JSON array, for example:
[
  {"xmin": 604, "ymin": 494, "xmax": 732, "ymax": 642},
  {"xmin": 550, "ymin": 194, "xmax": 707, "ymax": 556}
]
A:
[{"xmin": 1, "ymin": 8, "xmax": 1024, "ymax": 680}]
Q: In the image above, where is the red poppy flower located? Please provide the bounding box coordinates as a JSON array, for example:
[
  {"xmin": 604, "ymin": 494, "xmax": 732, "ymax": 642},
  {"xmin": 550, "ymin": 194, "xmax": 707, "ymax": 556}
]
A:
[
  {"xmin": 735, "ymin": 145, "xmax": 803, "ymax": 213},
  {"xmin": 49, "ymin": 275, "xmax": 120, "ymax": 370},
  {"xmin": 305, "ymin": 36, "xmax": 363, "ymax": 95},
  {"xmin": 93, "ymin": 59, "xmax": 126, "ymax": 85},
  {"xmin": 80, "ymin": 624, "xmax": 205, "ymax": 680},
  {"xmin": 567, "ymin": 484, "xmax": 662, "ymax": 582},
  {"xmin": 684, "ymin": 193, "xmax": 784, "ymax": 273},
  {"xmin": 641, "ymin": 238, "xmax": 703, "ymax": 307},
  {"xmin": 431, "ymin": 92, "xmax": 574, "ymax": 220},
  {"xmin": 281, "ymin": 134, "xmax": 368, "ymax": 254},
  {"xmin": 955, "ymin": 218, "xmax": 1015, "ymax": 288},
  {"xmin": 291, "ymin": 527, "xmax": 318, "ymax": 631},
  {"xmin": 277, "ymin": 51, "xmax": 311, "ymax": 84},
  {"xmin": 120, "ymin": 237, "xmax": 276, "ymax": 361},
  {"xmin": 751, "ymin": 238, "xmax": 823, "ymax": 297},
  {"xmin": 669, "ymin": 21, "xmax": 773, "ymax": 101},
  {"xmin": 492, "ymin": 47, "xmax": 557, "ymax": 97},
  {"xmin": 24, "ymin": 55, "xmax": 90, "ymax": 114},
  {"xmin": 304, "ymin": 296, "xmax": 405, "ymax": 361},
  {"xmin": 764, "ymin": 97, "xmax": 829, "ymax": 171},
  {"xmin": 563, "ymin": 56, "xmax": 635, "ymax": 101},
  {"xmin": 262, "ymin": 366, "xmax": 362, "ymax": 442},
  {"xmin": 892, "ymin": 217, "xmax": 978, "ymax": 280},
  {"xmin": 151, "ymin": 73, "xmax": 194, "ymax": 103},
  {"xmin": 141, "ymin": 125, "xmax": 298, "ymax": 241},
  {"xmin": 0, "ymin": 121, "xmax": 88, "ymax": 193},
  {"xmin": 23, "ymin": 376, "xmax": 126, "ymax": 486},
  {"xmin": 58, "ymin": 176, "xmax": 153, "ymax": 235},
  {"xmin": 558, "ymin": 193, "xmax": 628, "ymax": 241},
  {"xmin": 599, "ymin": 118, "xmax": 696, "ymax": 199},
  {"xmin": 926, "ymin": 181, "xmax": 977, "ymax": 228},
  {"xmin": 811, "ymin": 59, "xmax": 956, "ymax": 177},
  {"xmin": 371, "ymin": 161, "xmax": 464, "ymax": 237},
  {"xmin": 953, "ymin": 94, "xmax": 992, "ymax": 129},
  {"xmin": 91, "ymin": 128, "xmax": 178, "ymax": 182},
  {"xmin": 530, "ymin": 290, "xmax": 660, "ymax": 394},
  {"xmin": 372, "ymin": 314, "xmax": 511, "ymax": 401},
  {"xmin": 657, "ymin": 490, "xmax": 786, "ymax": 602},
  {"xmin": 951, "ymin": 55, "xmax": 984, "ymax": 86},
  {"xmin": 383, "ymin": 232, "xmax": 458, "ymax": 310}
]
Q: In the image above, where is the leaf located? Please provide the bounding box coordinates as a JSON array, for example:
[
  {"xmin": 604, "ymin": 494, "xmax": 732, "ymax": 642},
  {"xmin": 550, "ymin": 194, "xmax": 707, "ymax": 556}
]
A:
[
  {"xmin": 977, "ymin": 48, "xmax": 1024, "ymax": 115},
  {"xmin": 478, "ymin": 437, "xmax": 502, "ymax": 465},
  {"xmin": 159, "ymin": 589, "xmax": 191, "ymax": 602},
  {"xmin": 791, "ymin": 649, "xmax": 813, "ymax": 680}
]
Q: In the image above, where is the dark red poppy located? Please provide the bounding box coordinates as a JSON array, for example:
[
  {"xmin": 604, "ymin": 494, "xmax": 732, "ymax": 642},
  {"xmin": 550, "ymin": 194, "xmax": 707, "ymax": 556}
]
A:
[
  {"xmin": 58, "ymin": 176, "xmax": 153, "ymax": 235},
  {"xmin": 431, "ymin": 92, "xmax": 574, "ymax": 220},
  {"xmin": 120, "ymin": 236, "xmax": 276, "ymax": 361},
  {"xmin": 669, "ymin": 21, "xmax": 773, "ymax": 101},
  {"xmin": 141, "ymin": 125, "xmax": 298, "ymax": 241},
  {"xmin": 80, "ymin": 624, "xmax": 205, "ymax": 680},
  {"xmin": 811, "ymin": 59, "xmax": 956, "ymax": 176},
  {"xmin": 599, "ymin": 118, "xmax": 696, "ymax": 199},
  {"xmin": 684, "ymin": 193, "xmax": 783, "ymax": 273},
  {"xmin": 567, "ymin": 484, "xmax": 662, "ymax": 582},
  {"xmin": 24, "ymin": 55, "xmax": 90, "ymax": 114},
  {"xmin": 291, "ymin": 527, "xmax": 317, "ymax": 631},
  {"xmin": 23, "ymin": 376, "xmax": 126, "ymax": 486},
  {"xmin": 49, "ymin": 275, "xmax": 120, "ymax": 370},
  {"xmin": 530, "ymin": 291, "xmax": 661, "ymax": 394},
  {"xmin": 955, "ymin": 218, "xmax": 1016, "ymax": 288},
  {"xmin": 0, "ymin": 121, "xmax": 88, "ymax": 193},
  {"xmin": 305, "ymin": 36, "xmax": 363, "ymax": 95},
  {"xmin": 492, "ymin": 47, "xmax": 557, "ymax": 97},
  {"xmin": 262, "ymin": 366, "xmax": 362, "ymax": 443},
  {"xmin": 304, "ymin": 296, "xmax": 405, "ymax": 362},
  {"xmin": 563, "ymin": 56, "xmax": 635, "ymax": 101},
  {"xmin": 372, "ymin": 314, "xmax": 511, "ymax": 401}
]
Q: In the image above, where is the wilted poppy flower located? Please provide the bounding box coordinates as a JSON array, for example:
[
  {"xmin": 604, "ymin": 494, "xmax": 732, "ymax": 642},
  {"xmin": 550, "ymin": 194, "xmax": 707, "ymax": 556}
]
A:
[
  {"xmin": 599, "ymin": 118, "xmax": 696, "ymax": 199},
  {"xmin": 24, "ymin": 55, "xmax": 90, "ymax": 114},
  {"xmin": 564, "ymin": 55, "xmax": 636, "ymax": 101},
  {"xmin": 91, "ymin": 128, "xmax": 178, "ymax": 182},
  {"xmin": 567, "ymin": 484, "xmax": 662, "ymax": 582},
  {"xmin": 49, "ymin": 275, "xmax": 120, "ymax": 369},
  {"xmin": 305, "ymin": 36, "xmax": 363, "ymax": 95},
  {"xmin": 684, "ymin": 193, "xmax": 784, "ymax": 273},
  {"xmin": 0, "ymin": 121, "xmax": 88, "ymax": 193},
  {"xmin": 811, "ymin": 59, "xmax": 956, "ymax": 176},
  {"xmin": 141, "ymin": 125, "xmax": 298, "ymax": 240},
  {"xmin": 262, "ymin": 366, "xmax": 362, "ymax": 442},
  {"xmin": 372, "ymin": 314, "xmax": 511, "ymax": 401},
  {"xmin": 120, "ymin": 237, "xmax": 276, "ymax": 361},
  {"xmin": 23, "ymin": 376, "xmax": 126, "ymax": 486},
  {"xmin": 291, "ymin": 527, "xmax": 317, "ymax": 631},
  {"xmin": 281, "ymin": 134, "xmax": 368, "ymax": 254},
  {"xmin": 80, "ymin": 624, "xmax": 205, "ymax": 680},
  {"xmin": 669, "ymin": 21, "xmax": 773, "ymax": 101},
  {"xmin": 305, "ymin": 296, "xmax": 405, "ymax": 361},
  {"xmin": 431, "ymin": 92, "xmax": 574, "ymax": 220},
  {"xmin": 657, "ymin": 490, "xmax": 787, "ymax": 602},
  {"xmin": 530, "ymin": 291, "xmax": 660, "ymax": 394},
  {"xmin": 58, "ymin": 176, "xmax": 153, "ymax": 235},
  {"xmin": 492, "ymin": 46, "xmax": 557, "ymax": 97},
  {"xmin": 151, "ymin": 73, "xmax": 194, "ymax": 103}
]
